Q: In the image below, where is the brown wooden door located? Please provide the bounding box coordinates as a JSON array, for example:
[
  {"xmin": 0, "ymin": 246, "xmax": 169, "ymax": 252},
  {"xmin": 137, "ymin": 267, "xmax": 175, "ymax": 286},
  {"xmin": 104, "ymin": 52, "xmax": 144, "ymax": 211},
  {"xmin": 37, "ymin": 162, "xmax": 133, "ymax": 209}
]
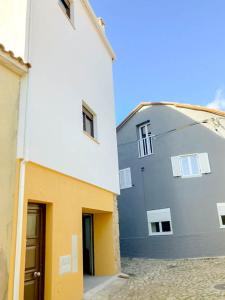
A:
[{"xmin": 24, "ymin": 203, "xmax": 45, "ymax": 300}]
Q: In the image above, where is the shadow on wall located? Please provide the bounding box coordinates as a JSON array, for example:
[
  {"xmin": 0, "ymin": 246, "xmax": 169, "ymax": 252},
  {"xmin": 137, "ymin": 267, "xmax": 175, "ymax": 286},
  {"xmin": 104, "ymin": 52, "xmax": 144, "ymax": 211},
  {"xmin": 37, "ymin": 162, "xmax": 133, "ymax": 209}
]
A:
[{"xmin": 0, "ymin": 248, "xmax": 8, "ymax": 300}]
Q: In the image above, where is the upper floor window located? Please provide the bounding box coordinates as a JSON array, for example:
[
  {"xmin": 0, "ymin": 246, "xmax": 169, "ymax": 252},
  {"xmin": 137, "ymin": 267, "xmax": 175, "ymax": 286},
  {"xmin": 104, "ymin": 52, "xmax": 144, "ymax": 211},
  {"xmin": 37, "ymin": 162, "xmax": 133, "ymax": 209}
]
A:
[
  {"xmin": 180, "ymin": 154, "xmax": 201, "ymax": 177},
  {"xmin": 138, "ymin": 122, "xmax": 153, "ymax": 157},
  {"xmin": 59, "ymin": 0, "xmax": 71, "ymax": 19},
  {"xmin": 147, "ymin": 208, "xmax": 173, "ymax": 236},
  {"xmin": 171, "ymin": 153, "xmax": 211, "ymax": 178},
  {"xmin": 83, "ymin": 105, "xmax": 94, "ymax": 138},
  {"xmin": 119, "ymin": 168, "xmax": 132, "ymax": 190}
]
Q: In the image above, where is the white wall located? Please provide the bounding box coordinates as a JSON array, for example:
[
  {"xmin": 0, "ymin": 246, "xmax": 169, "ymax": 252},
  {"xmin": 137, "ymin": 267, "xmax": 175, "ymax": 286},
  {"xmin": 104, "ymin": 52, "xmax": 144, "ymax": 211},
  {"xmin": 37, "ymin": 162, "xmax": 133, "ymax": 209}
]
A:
[{"xmin": 17, "ymin": 0, "xmax": 119, "ymax": 194}]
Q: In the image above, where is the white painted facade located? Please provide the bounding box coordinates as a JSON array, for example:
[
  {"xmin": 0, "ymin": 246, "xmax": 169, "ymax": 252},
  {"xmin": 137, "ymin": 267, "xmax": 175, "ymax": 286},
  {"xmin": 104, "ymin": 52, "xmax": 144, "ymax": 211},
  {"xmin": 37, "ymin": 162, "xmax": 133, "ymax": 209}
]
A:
[{"xmin": 0, "ymin": 0, "xmax": 120, "ymax": 194}]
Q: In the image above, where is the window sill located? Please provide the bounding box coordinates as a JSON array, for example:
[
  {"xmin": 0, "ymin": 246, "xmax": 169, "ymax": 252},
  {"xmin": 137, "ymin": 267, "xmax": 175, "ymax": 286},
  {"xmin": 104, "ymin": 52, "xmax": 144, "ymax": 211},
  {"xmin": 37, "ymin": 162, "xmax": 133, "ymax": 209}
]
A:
[
  {"xmin": 181, "ymin": 174, "xmax": 202, "ymax": 179},
  {"xmin": 83, "ymin": 131, "xmax": 99, "ymax": 144},
  {"xmin": 149, "ymin": 232, "xmax": 173, "ymax": 236},
  {"xmin": 138, "ymin": 153, "xmax": 154, "ymax": 159}
]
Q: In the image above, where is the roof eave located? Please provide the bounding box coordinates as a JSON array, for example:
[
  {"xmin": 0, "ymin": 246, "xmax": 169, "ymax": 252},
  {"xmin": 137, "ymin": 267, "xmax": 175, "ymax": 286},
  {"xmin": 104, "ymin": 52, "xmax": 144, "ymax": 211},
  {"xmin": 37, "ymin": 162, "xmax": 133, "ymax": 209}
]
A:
[
  {"xmin": 0, "ymin": 44, "xmax": 30, "ymax": 75},
  {"xmin": 117, "ymin": 101, "xmax": 225, "ymax": 131}
]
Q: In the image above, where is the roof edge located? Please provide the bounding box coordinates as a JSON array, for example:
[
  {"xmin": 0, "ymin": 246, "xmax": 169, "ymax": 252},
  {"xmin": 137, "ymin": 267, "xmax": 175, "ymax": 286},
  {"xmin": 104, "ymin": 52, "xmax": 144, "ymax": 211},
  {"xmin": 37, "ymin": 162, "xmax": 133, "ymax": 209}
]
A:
[
  {"xmin": 80, "ymin": 0, "xmax": 116, "ymax": 61},
  {"xmin": 0, "ymin": 44, "xmax": 31, "ymax": 75},
  {"xmin": 117, "ymin": 101, "xmax": 225, "ymax": 131}
]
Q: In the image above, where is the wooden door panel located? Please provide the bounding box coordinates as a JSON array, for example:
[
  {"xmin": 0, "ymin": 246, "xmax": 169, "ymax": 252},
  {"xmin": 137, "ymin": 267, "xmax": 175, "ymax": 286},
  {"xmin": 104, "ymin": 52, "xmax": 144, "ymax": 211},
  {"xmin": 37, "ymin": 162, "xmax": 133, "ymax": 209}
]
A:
[
  {"xmin": 24, "ymin": 280, "xmax": 37, "ymax": 300},
  {"xmin": 24, "ymin": 204, "xmax": 45, "ymax": 300},
  {"xmin": 25, "ymin": 246, "xmax": 37, "ymax": 269}
]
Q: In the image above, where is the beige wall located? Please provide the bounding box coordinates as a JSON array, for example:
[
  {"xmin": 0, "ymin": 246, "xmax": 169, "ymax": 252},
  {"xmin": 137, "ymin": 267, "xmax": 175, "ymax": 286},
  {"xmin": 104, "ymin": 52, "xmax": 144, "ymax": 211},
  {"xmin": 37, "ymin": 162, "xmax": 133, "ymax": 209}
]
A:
[
  {"xmin": 0, "ymin": 0, "xmax": 28, "ymax": 58},
  {"xmin": 0, "ymin": 63, "xmax": 21, "ymax": 300}
]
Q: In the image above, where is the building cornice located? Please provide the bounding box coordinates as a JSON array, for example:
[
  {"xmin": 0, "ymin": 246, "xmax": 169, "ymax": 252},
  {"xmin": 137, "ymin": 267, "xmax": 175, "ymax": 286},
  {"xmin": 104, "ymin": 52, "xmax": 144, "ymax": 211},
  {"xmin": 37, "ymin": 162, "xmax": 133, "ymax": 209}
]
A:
[
  {"xmin": 0, "ymin": 44, "xmax": 31, "ymax": 75},
  {"xmin": 80, "ymin": 0, "xmax": 116, "ymax": 61}
]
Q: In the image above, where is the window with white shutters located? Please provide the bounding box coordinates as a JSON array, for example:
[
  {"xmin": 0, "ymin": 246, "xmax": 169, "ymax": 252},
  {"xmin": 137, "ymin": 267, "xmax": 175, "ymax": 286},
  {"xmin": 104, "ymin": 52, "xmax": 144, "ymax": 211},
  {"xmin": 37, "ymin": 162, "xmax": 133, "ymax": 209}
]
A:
[
  {"xmin": 217, "ymin": 203, "xmax": 225, "ymax": 228},
  {"xmin": 119, "ymin": 168, "xmax": 132, "ymax": 190},
  {"xmin": 147, "ymin": 208, "xmax": 173, "ymax": 236},
  {"xmin": 171, "ymin": 153, "xmax": 211, "ymax": 178}
]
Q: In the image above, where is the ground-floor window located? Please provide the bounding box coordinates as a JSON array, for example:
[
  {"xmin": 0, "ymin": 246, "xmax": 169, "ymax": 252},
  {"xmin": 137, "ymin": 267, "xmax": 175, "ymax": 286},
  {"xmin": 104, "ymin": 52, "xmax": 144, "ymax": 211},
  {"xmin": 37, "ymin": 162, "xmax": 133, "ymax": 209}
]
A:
[
  {"xmin": 147, "ymin": 208, "xmax": 173, "ymax": 235},
  {"xmin": 217, "ymin": 203, "xmax": 225, "ymax": 228}
]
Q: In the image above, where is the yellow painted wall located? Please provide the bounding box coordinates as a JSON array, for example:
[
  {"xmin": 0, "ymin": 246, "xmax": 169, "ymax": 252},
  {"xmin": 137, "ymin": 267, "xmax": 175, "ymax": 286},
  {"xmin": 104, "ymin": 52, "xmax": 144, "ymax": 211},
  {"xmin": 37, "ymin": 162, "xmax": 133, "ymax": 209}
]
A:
[
  {"xmin": 15, "ymin": 162, "xmax": 118, "ymax": 300},
  {"xmin": 94, "ymin": 213, "xmax": 117, "ymax": 275},
  {"xmin": 0, "ymin": 64, "xmax": 22, "ymax": 300}
]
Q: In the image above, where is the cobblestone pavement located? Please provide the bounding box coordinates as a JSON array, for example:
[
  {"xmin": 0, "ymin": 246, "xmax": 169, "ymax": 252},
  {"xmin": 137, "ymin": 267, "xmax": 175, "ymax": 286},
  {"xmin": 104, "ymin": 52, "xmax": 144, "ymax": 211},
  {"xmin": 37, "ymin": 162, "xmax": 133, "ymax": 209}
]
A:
[{"xmin": 92, "ymin": 257, "xmax": 225, "ymax": 300}]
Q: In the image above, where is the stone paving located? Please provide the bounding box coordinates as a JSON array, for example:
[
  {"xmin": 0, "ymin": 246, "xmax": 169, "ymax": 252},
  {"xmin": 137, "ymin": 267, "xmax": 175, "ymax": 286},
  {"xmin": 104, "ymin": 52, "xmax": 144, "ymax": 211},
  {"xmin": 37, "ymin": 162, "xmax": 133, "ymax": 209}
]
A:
[{"xmin": 91, "ymin": 257, "xmax": 225, "ymax": 299}]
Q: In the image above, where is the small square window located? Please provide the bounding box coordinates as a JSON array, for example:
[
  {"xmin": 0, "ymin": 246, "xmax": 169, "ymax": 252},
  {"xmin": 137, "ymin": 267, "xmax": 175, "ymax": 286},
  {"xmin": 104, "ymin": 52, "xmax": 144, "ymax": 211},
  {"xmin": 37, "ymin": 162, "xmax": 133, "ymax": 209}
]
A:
[
  {"xmin": 217, "ymin": 203, "xmax": 225, "ymax": 228},
  {"xmin": 82, "ymin": 106, "xmax": 94, "ymax": 138},
  {"xmin": 147, "ymin": 208, "xmax": 173, "ymax": 236},
  {"xmin": 59, "ymin": 0, "xmax": 71, "ymax": 19}
]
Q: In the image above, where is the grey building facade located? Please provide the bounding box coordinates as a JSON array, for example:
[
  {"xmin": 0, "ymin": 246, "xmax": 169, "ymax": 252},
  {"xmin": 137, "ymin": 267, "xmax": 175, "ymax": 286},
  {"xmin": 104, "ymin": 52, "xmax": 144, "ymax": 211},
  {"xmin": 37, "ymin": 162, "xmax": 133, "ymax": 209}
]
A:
[{"xmin": 117, "ymin": 102, "xmax": 225, "ymax": 259}]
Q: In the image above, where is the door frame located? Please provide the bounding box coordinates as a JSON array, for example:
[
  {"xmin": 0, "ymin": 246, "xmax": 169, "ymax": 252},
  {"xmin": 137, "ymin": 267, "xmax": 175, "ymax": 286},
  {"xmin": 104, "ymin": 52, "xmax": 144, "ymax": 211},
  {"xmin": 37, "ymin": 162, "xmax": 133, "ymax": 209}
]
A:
[{"xmin": 24, "ymin": 203, "xmax": 46, "ymax": 300}]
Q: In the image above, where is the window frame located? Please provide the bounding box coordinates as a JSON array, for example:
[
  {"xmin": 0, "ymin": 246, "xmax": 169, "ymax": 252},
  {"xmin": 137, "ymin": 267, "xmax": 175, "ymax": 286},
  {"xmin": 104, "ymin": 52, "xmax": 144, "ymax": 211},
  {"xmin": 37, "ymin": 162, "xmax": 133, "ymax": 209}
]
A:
[
  {"xmin": 179, "ymin": 154, "xmax": 202, "ymax": 178},
  {"xmin": 83, "ymin": 106, "xmax": 94, "ymax": 138},
  {"xmin": 147, "ymin": 208, "xmax": 173, "ymax": 236},
  {"xmin": 58, "ymin": 0, "xmax": 75, "ymax": 27},
  {"xmin": 82, "ymin": 104, "xmax": 97, "ymax": 140},
  {"xmin": 217, "ymin": 203, "xmax": 225, "ymax": 229},
  {"xmin": 138, "ymin": 122, "xmax": 153, "ymax": 158}
]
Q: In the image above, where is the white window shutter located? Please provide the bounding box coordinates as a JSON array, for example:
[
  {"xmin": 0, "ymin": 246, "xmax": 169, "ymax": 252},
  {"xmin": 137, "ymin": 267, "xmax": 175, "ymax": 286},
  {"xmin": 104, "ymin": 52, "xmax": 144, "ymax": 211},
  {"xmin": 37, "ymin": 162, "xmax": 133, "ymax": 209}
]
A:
[
  {"xmin": 198, "ymin": 153, "xmax": 211, "ymax": 174},
  {"xmin": 119, "ymin": 168, "xmax": 132, "ymax": 189},
  {"xmin": 124, "ymin": 168, "xmax": 132, "ymax": 188},
  {"xmin": 119, "ymin": 170, "xmax": 125, "ymax": 189},
  {"xmin": 171, "ymin": 156, "xmax": 181, "ymax": 177}
]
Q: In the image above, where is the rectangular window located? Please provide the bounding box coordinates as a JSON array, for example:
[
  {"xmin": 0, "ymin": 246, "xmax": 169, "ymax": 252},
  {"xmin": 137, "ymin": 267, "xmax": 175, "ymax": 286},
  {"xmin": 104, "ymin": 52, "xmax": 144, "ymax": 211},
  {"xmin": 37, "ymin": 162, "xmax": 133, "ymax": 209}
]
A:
[
  {"xmin": 171, "ymin": 153, "xmax": 211, "ymax": 178},
  {"xmin": 83, "ymin": 106, "xmax": 94, "ymax": 138},
  {"xmin": 217, "ymin": 203, "xmax": 225, "ymax": 228},
  {"xmin": 119, "ymin": 168, "xmax": 132, "ymax": 190},
  {"xmin": 59, "ymin": 0, "xmax": 71, "ymax": 18},
  {"xmin": 147, "ymin": 208, "xmax": 173, "ymax": 236},
  {"xmin": 180, "ymin": 154, "xmax": 201, "ymax": 177},
  {"xmin": 138, "ymin": 122, "xmax": 153, "ymax": 157}
]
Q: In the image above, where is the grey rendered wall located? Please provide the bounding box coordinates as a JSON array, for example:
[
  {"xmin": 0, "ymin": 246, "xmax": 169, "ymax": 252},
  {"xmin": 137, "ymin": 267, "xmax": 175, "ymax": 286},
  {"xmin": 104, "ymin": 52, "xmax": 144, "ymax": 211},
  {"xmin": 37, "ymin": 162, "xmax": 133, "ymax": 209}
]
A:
[{"xmin": 117, "ymin": 105, "xmax": 225, "ymax": 259}]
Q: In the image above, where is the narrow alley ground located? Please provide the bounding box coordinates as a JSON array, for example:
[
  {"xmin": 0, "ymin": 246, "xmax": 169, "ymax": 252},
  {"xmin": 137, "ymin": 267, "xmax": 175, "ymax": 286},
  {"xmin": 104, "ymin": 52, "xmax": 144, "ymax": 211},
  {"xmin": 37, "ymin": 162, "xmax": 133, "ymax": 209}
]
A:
[{"xmin": 90, "ymin": 257, "xmax": 225, "ymax": 299}]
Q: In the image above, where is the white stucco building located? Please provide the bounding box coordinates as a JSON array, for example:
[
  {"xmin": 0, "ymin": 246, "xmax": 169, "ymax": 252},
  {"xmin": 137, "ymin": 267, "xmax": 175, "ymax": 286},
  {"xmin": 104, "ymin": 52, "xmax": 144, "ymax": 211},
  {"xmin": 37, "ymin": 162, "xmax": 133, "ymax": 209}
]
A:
[{"xmin": 0, "ymin": 1, "xmax": 120, "ymax": 299}]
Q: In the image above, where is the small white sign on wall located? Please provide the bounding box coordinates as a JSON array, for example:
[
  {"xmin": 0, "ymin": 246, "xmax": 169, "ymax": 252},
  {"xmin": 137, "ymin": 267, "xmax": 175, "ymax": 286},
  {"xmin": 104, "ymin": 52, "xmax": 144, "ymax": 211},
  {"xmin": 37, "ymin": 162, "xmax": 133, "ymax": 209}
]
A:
[
  {"xmin": 59, "ymin": 255, "xmax": 71, "ymax": 275},
  {"xmin": 72, "ymin": 235, "xmax": 78, "ymax": 273}
]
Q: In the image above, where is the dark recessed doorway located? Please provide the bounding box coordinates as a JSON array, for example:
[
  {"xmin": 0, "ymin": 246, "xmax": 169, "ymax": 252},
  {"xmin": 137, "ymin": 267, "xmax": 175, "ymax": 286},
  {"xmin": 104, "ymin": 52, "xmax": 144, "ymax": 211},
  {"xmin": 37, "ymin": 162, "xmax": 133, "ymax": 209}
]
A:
[{"xmin": 82, "ymin": 214, "xmax": 94, "ymax": 276}]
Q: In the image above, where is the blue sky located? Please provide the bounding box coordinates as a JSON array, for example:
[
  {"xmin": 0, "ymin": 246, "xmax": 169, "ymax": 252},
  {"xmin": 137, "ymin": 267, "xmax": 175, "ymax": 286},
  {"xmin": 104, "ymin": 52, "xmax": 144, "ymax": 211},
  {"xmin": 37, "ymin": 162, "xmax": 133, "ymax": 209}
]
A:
[{"xmin": 90, "ymin": 0, "xmax": 225, "ymax": 123}]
